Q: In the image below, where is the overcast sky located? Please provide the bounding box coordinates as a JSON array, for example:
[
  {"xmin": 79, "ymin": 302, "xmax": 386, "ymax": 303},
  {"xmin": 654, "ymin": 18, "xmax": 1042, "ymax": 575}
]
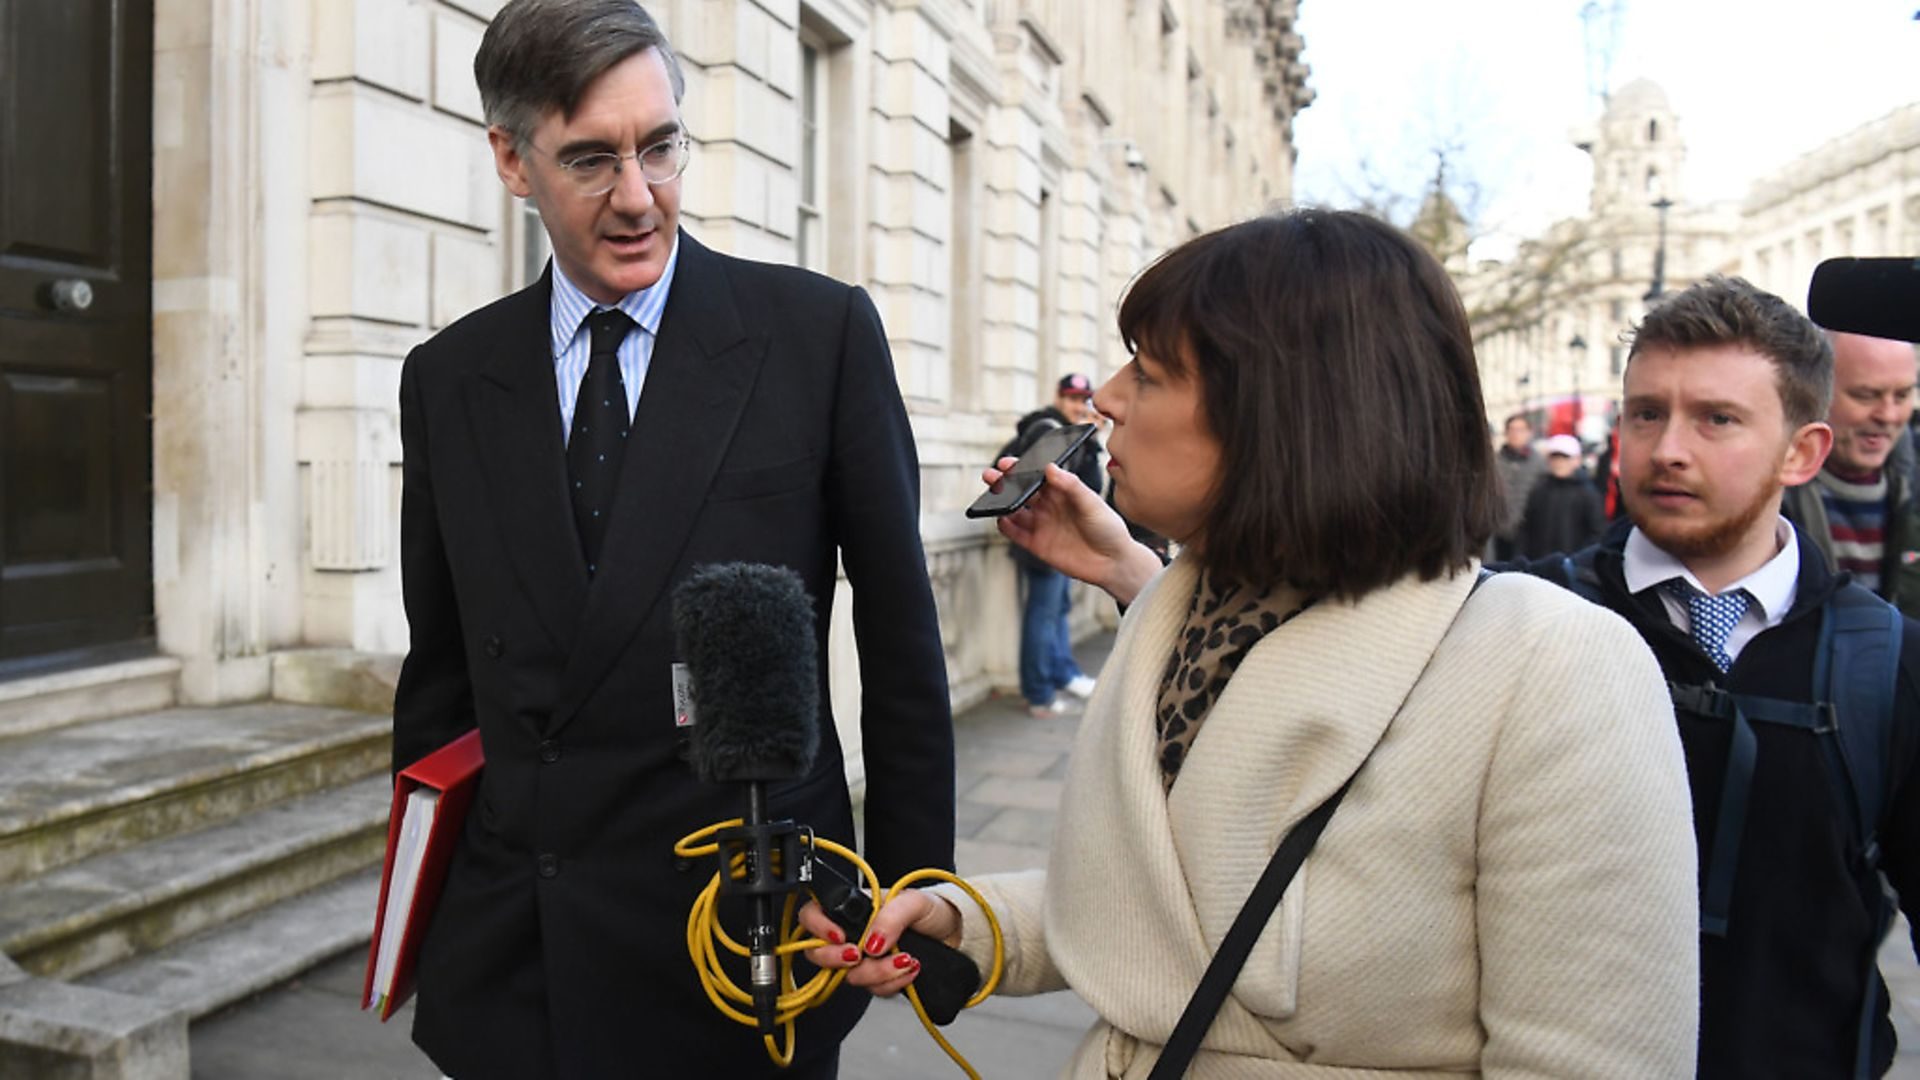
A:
[{"xmin": 1291, "ymin": 1, "xmax": 1920, "ymax": 255}]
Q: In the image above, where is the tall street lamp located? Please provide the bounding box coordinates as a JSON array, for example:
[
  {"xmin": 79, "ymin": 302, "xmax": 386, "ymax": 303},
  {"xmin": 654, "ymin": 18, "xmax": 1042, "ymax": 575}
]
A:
[
  {"xmin": 1644, "ymin": 196, "xmax": 1674, "ymax": 304},
  {"xmin": 1569, "ymin": 334, "xmax": 1588, "ymax": 430}
]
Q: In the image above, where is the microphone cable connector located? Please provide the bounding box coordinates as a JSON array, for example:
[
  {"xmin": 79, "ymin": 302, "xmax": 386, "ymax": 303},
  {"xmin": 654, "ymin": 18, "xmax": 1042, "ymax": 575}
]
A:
[{"xmin": 674, "ymin": 820, "xmax": 1005, "ymax": 1076}]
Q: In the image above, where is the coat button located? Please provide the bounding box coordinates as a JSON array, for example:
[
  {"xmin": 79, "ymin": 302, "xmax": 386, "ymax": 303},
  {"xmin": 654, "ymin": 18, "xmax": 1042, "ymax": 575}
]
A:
[
  {"xmin": 537, "ymin": 853, "xmax": 559, "ymax": 878},
  {"xmin": 483, "ymin": 634, "xmax": 504, "ymax": 659},
  {"xmin": 539, "ymin": 738, "xmax": 561, "ymax": 764}
]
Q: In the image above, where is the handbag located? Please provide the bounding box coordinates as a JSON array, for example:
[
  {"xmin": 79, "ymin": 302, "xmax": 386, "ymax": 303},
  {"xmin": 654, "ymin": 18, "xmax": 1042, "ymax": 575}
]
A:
[{"xmin": 1145, "ymin": 775, "xmax": 1356, "ymax": 1079}]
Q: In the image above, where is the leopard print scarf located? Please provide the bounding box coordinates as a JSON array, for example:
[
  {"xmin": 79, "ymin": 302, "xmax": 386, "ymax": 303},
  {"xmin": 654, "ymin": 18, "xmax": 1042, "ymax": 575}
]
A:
[{"xmin": 1154, "ymin": 570, "xmax": 1317, "ymax": 789}]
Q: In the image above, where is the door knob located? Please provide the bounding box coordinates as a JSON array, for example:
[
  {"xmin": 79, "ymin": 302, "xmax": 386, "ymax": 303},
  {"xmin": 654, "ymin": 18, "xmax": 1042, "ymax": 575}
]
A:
[{"xmin": 44, "ymin": 279, "xmax": 95, "ymax": 313}]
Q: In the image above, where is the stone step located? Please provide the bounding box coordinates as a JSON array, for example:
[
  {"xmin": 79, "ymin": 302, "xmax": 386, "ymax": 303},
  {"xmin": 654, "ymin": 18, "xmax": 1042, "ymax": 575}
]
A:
[
  {"xmin": 0, "ymin": 703, "xmax": 390, "ymax": 887},
  {"xmin": 0, "ymin": 773, "xmax": 391, "ymax": 982},
  {"xmin": 79, "ymin": 866, "xmax": 382, "ymax": 1020},
  {"xmin": 0, "ymin": 655, "xmax": 180, "ymax": 740}
]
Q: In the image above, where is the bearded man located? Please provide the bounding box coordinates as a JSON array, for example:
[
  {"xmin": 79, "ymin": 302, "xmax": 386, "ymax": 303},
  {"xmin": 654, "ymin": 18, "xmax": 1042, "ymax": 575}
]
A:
[{"xmin": 1516, "ymin": 277, "xmax": 1920, "ymax": 1078}]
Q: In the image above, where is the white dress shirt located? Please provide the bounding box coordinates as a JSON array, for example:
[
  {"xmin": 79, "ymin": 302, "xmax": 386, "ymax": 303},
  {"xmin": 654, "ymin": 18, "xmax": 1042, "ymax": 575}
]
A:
[
  {"xmin": 547, "ymin": 240, "xmax": 680, "ymax": 444},
  {"xmin": 1622, "ymin": 517, "xmax": 1801, "ymax": 665}
]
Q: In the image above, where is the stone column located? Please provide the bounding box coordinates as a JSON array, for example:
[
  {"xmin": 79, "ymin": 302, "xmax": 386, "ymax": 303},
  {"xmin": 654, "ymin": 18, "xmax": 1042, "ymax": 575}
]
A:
[
  {"xmin": 666, "ymin": 0, "xmax": 811, "ymax": 265},
  {"xmin": 301, "ymin": 0, "xmax": 501, "ymax": 654},
  {"xmin": 152, "ymin": 0, "xmax": 312, "ymax": 703},
  {"xmin": 977, "ymin": 22, "xmax": 1054, "ymax": 417}
]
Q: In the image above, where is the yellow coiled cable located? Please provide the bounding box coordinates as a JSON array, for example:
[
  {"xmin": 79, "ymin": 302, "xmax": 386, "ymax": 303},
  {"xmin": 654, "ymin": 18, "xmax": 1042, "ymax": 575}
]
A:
[{"xmin": 673, "ymin": 820, "xmax": 1005, "ymax": 1076}]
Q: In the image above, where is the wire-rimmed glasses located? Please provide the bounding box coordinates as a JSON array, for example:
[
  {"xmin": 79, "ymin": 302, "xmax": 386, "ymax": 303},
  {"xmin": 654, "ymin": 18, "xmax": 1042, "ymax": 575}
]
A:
[{"xmin": 536, "ymin": 131, "xmax": 691, "ymax": 197}]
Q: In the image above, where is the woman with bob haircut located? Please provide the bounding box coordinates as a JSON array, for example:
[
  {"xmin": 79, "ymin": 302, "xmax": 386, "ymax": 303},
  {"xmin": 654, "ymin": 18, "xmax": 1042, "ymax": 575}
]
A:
[{"xmin": 802, "ymin": 209, "xmax": 1698, "ymax": 1077}]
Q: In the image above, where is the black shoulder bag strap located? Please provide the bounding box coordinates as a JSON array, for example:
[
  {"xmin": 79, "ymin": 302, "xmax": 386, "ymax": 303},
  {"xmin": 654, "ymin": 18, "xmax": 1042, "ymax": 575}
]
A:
[{"xmin": 1145, "ymin": 775, "xmax": 1355, "ymax": 1080}]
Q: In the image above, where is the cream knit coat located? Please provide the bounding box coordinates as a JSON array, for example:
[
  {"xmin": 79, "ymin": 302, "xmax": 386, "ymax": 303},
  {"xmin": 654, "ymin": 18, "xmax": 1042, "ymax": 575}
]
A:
[{"xmin": 937, "ymin": 557, "xmax": 1698, "ymax": 1078}]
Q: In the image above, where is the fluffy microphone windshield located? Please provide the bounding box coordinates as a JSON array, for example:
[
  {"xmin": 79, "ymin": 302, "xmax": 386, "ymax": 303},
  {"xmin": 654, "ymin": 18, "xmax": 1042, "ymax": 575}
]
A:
[{"xmin": 672, "ymin": 562, "xmax": 821, "ymax": 784}]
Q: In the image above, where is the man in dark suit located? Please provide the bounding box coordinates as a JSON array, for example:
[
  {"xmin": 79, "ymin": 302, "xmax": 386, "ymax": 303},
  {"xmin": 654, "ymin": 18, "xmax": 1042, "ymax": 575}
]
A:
[{"xmin": 391, "ymin": 2, "xmax": 955, "ymax": 1076}]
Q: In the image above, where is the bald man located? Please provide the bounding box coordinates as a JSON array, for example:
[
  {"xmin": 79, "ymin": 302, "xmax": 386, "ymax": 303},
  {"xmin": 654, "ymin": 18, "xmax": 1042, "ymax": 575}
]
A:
[{"xmin": 1783, "ymin": 331, "xmax": 1920, "ymax": 616}]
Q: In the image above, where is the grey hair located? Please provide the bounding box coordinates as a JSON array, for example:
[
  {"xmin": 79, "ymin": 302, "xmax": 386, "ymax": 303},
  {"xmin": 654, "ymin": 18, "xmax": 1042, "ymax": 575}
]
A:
[{"xmin": 475, "ymin": 0, "xmax": 687, "ymax": 148}]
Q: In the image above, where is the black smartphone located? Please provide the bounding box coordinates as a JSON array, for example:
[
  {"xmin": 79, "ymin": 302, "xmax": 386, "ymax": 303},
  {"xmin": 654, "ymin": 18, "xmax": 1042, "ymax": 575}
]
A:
[{"xmin": 965, "ymin": 423, "xmax": 1096, "ymax": 518}]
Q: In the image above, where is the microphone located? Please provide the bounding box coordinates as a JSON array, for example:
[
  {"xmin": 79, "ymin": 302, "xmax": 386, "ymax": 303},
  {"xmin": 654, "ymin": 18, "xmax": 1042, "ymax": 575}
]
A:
[
  {"xmin": 1807, "ymin": 257, "xmax": 1920, "ymax": 343},
  {"xmin": 673, "ymin": 563, "xmax": 983, "ymax": 1031},
  {"xmin": 673, "ymin": 562, "xmax": 819, "ymax": 1034}
]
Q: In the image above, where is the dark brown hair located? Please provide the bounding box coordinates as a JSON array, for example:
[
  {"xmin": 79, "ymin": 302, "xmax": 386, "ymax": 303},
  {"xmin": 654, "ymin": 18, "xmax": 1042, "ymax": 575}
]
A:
[
  {"xmin": 1116, "ymin": 209, "xmax": 1500, "ymax": 600},
  {"xmin": 476, "ymin": 0, "xmax": 685, "ymax": 148},
  {"xmin": 1628, "ymin": 275, "xmax": 1833, "ymax": 428}
]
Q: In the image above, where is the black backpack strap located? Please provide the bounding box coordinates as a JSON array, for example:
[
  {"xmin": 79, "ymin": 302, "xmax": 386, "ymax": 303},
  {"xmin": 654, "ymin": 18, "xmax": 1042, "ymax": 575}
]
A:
[
  {"xmin": 1147, "ymin": 778, "xmax": 1353, "ymax": 1080},
  {"xmin": 1819, "ymin": 585, "xmax": 1903, "ymax": 1080},
  {"xmin": 1555, "ymin": 551, "xmax": 1607, "ymax": 605},
  {"xmin": 1670, "ymin": 587, "xmax": 1904, "ymax": 1076},
  {"xmin": 1819, "ymin": 585, "xmax": 1903, "ymax": 865},
  {"xmin": 1668, "ymin": 681, "xmax": 1759, "ymax": 937}
]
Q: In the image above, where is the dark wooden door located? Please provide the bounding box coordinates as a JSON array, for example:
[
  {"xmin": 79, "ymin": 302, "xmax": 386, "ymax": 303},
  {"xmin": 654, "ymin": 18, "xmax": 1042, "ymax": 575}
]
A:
[{"xmin": 0, "ymin": 0, "xmax": 154, "ymax": 670}]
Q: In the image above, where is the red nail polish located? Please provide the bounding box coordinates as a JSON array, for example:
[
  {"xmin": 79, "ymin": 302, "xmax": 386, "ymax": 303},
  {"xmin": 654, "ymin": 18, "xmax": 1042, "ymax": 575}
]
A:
[
  {"xmin": 865, "ymin": 933, "xmax": 887, "ymax": 954},
  {"xmin": 827, "ymin": 928, "xmax": 844, "ymax": 945},
  {"xmin": 841, "ymin": 946, "xmax": 860, "ymax": 963},
  {"xmin": 892, "ymin": 953, "xmax": 914, "ymax": 969}
]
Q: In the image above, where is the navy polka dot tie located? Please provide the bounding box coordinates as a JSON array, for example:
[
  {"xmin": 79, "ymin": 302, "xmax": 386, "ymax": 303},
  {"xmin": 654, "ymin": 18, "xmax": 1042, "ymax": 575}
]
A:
[
  {"xmin": 1663, "ymin": 579, "xmax": 1751, "ymax": 673},
  {"xmin": 568, "ymin": 308, "xmax": 634, "ymax": 577}
]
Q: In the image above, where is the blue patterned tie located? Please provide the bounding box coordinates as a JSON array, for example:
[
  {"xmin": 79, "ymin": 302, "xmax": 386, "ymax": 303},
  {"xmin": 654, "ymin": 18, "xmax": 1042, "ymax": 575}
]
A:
[{"xmin": 1663, "ymin": 580, "xmax": 1751, "ymax": 673}]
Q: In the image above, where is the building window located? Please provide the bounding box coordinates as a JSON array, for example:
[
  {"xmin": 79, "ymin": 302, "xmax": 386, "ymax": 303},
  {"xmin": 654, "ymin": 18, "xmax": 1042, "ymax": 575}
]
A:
[
  {"xmin": 1610, "ymin": 345, "xmax": 1625, "ymax": 376},
  {"xmin": 1038, "ymin": 187, "xmax": 1059, "ymax": 389},
  {"xmin": 1610, "ymin": 248, "xmax": 1623, "ymax": 278},
  {"xmin": 949, "ymin": 120, "xmax": 980, "ymax": 409},
  {"xmin": 1648, "ymin": 119, "xmax": 1659, "ymax": 142},
  {"xmin": 1610, "ymin": 298, "xmax": 1624, "ymax": 322},
  {"xmin": 796, "ymin": 38, "xmax": 825, "ymax": 272}
]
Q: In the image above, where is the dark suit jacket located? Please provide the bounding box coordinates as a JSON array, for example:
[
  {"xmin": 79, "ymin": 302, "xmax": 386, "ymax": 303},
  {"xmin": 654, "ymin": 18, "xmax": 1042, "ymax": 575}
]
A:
[{"xmin": 393, "ymin": 232, "xmax": 955, "ymax": 1078}]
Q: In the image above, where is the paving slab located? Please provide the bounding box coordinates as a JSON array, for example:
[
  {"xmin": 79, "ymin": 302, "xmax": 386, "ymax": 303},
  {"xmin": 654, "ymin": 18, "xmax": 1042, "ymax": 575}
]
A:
[{"xmin": 961, "ymin": 776, "xmax": 1067, "ymax": 814}]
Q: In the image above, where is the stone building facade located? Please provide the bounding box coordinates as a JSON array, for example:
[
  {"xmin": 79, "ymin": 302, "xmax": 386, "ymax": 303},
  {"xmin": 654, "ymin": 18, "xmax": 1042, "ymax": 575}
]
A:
[
  {"xmin": 10, "ymin": 0, "xmax": 1309, "ymax": 791},
  {"xmin": 1469, "ymin": 80, "xmax": 1735, "ymax": 437},
  {"xmin": 1736, "ymin": 102, "xmax": 1920, "ymax": 307},
  {"xmin": 1469, "ymin": 84, "xmax": 1916, "ymax": 438}
]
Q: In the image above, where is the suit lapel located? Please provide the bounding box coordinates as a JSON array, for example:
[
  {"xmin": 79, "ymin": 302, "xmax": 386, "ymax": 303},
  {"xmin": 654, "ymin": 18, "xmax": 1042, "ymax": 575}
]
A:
[
  {"xmin": 464, "ymin": 270, "xmax": 589, "ymax": 654},
  {"xmin": 550, "ymin": 234, "xmax": 764, "ymax": 733}
]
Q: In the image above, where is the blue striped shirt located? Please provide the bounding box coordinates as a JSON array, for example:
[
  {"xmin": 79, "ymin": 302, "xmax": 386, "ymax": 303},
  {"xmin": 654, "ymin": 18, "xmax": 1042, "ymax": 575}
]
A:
[{"xmin": 548, "ymin": 240, "xmax": 680, "ymax": 445}]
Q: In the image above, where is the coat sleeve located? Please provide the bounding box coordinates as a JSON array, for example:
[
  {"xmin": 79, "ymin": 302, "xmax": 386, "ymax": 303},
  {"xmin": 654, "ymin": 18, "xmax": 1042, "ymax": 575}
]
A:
[
  {"xmin": 1476, "ymin": 604, "xmax": 1699, "ymax": 1078},
  {"xmin": 928, "ymin": 869, "xmax": 1068, "ymax": 997},
  {"xmin": 825, "ymin": 286, "xmax": 957, "ymax": 882},
  {"xmin": 1515, "ymin": 484, "xmax": 1549, "ymax": 560},
  {"xmin": 1579, "ymin": 488, "xmax": 1608, "ymax": 550},
  {"xmin": 393, "ymin": 347, "xmax": 478, "ymax": 772}
]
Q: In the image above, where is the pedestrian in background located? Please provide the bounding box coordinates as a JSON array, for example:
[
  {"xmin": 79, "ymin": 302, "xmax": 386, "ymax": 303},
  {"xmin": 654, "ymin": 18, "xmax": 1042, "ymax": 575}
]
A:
[
  {"xmin": 1782, "ymin": 331, "xmax": 1920, "ymax": 617},
  {"xmin": 1007, "ymin": 374, "xmax": 1105, "ymax": 716},
  {"xmin": 808, "ymin": 209, "xmax": 1697, "ymax": 1078},
  {"xmin": 1491, "ymin": 414, "xmax": 1545, "ymax": 561},
  {"xmin": 1518, "ymin": 433, "xmax": 1608, "ymax": 558}
]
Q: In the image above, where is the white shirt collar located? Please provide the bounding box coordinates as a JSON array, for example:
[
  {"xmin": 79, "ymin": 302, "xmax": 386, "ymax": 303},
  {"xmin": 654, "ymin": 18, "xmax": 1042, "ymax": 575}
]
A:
[
  {"xmin": 546, "ymin": 235, "xmax": 680, "ymax": 357},
  {"xmin": 1623, "ymin": 516, "xmax": 1800, "ymax": 619}
]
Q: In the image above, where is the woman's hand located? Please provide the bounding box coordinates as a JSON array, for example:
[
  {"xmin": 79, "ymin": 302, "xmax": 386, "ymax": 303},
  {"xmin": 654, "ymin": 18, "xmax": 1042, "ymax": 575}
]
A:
[
  {"xmin": 796, "ymin": 889, "xmax": 962, "ymax": 997},
  {"xmin": 987, "ymin": 459, "xmax": 1163, "ymax": 606}
]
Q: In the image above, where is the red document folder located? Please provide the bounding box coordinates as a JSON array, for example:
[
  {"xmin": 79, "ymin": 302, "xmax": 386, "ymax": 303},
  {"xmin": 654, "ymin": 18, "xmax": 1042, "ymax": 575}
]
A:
[{"xmin": 361, "ymin": 728, "xmax": 484, "ymax": 1021}]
